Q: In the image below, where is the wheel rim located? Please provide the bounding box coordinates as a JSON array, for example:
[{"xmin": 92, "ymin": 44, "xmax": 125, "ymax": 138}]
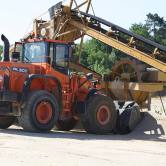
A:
[
  {"xmin": 36, "ymin": 101, "xmax": 53, "ymax": 124},
  {"xmin": 97, "ymin": 106, "xmax": 111, "ymax": 125}
]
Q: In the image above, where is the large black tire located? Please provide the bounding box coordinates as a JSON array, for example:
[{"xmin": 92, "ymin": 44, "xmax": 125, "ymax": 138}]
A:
[
  {"xmin": 81, "ymin": 94, "xmax": 117, "ymax": 134},
  {"xmin": 0, "ymin": 116, "xmax": 15, "ymax": 129},
  {"xmin": 18, "ymin": 90, "xmax": 59, "ymax": 132},
  {"xmin": 56, "ymin": 118, "xmax": 78, "ymax": 131}
]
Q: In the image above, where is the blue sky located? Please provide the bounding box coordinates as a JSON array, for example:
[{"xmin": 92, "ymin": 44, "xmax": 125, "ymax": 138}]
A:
[{"xmin": 0, "ymin": 0, "xmax": 165, "ymax": 45}]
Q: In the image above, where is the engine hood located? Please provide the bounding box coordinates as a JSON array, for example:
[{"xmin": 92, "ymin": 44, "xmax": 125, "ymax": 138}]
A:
[{"xmin": 0, "ymin": 62, "xmax": 45, "ymax": 75}]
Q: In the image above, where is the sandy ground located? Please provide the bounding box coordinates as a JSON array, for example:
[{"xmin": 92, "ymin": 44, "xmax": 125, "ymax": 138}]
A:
[{"xmin": 0, "ymin": 97, "xmax": 166, "ymax": 166}]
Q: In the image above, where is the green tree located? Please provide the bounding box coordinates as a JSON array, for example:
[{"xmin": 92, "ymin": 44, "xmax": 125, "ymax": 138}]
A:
[
  {"xmin": 130, "ymin": 13, "xmax": 166, "ymax": 46},
  {"xmin": 0, "ymin": 45, "xmax": 2, "ymax": 53},
  {"xmin": 130, "ymin": 23, "xmax": 151, "ymax": 39},
  {"xmin": 74, "ymin": 39, "xmax": 118, "ymax": 74},
  {"xmin": 146, "ymin": 13, "xmax": 165, "ymax": 42},
  {"xmin": 0, "ymin": 45, "xmax": 3, "ymax": 61}
]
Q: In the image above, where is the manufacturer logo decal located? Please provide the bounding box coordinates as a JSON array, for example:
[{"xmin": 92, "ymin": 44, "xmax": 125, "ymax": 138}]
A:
[{"xmin": 11, "ymin": 67, "xmax": 29, "ymax": 73}]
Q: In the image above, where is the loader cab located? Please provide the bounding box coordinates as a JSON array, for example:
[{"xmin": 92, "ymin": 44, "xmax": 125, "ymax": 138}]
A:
[{"xmin": 14, "ymin": 40, "xmax": 71, "ymax": 74}]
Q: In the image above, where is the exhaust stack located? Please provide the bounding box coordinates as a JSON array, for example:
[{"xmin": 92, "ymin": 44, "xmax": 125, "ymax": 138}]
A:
[{"xmin": 1, "ymin": 34, "xmax": 10, "ymax": 61}]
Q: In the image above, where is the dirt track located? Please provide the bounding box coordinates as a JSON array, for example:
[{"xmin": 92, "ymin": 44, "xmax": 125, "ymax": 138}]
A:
[{"xmin": 0, "ymin": 98, "xmax": 166, "ymax": 166}]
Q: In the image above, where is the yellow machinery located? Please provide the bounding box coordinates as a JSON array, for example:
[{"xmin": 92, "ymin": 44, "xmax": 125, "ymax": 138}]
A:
[{"xmin": 25, "ymin": 0, "xmax": 166, "ymax": 108}]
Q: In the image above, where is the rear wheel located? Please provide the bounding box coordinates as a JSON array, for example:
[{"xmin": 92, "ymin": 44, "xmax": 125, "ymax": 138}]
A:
[
  {"xmin": 0, "ymin": 116, "xmax": 15, "ymax": 129},
  {"xmin": 56, "ymin": 118, "xmax": 78, "ymax": 131},
  {"xmin": 18, "ymin": 90, "xmax": 59, "ymax": 132},
  {"xmin": 81, "ymin": 94, "xmax": 117, "ymax": 134}
]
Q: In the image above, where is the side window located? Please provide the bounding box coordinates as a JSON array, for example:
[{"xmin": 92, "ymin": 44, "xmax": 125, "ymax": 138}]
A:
[
  {"xmin": 55, "ymin": 45, "xmax": 68, "ymax": 67},
  {"xmin": 12, "ymin": 43, "xmax": 23, "ymax": 61}
]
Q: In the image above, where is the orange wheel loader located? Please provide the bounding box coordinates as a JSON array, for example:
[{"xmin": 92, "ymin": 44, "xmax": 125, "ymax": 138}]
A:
[{"xmin": 0, "ymin": 34, "xmax": 117, "ymax": 134}]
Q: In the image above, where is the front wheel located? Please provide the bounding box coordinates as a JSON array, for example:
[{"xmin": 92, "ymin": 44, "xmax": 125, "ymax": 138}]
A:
[
  {"xmin": 81, "ymin": 94, "xmax": 117, "ymax": 134},
  {"xmin": 18, "ymin": 90, "xmax": 59, "ymax": 132}
]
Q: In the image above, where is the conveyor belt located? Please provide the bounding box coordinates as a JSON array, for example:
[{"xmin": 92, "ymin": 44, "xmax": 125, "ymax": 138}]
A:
[
  {"xmin": 76, "ymin": 11, "xmax": 166, "ymax": 53},
  {"xmin": 69, "ymin": 9, "xmax": 166, "ymax": 72}
]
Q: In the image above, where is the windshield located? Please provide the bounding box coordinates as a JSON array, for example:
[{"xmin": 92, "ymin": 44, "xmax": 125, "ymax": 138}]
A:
[{"xmin": 23, "ymin": 42, "xmax": 47, "ymax": 63}]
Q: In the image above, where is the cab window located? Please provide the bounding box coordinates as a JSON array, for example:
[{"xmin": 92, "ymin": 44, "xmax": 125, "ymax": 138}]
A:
[
  {"xmin": 55, "ymin": 45, "xmax": 68, "ymax": 67},
  {"xmin": 50, "ymin": 44, "xmax": 69, "ymax": 74},
  {"xmin": 23, "ymin": 42, "xmax": 47, "ymax": 63}
]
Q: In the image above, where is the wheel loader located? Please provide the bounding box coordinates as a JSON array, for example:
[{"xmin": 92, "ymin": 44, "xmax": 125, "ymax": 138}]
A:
[{"xmin": 0, "ymin": 34, "xmax": 118, "ymax": 134}]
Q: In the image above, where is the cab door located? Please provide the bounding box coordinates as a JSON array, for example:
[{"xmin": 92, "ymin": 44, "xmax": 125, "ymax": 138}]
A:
[{"xmin": 50, "ymin": 43, "xmax": 69, "ymax": 74}]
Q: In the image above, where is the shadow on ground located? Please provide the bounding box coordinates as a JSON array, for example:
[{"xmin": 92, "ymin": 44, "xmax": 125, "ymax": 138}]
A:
[{"xmin": 0, "ymin": 112, "xmax": 165, "ymax": 142}]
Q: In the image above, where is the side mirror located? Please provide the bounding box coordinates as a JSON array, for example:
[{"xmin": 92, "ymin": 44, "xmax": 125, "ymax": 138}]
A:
[{"xmin": 11, "ymin": 52, "xmax": 20, "ymax": 62}]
